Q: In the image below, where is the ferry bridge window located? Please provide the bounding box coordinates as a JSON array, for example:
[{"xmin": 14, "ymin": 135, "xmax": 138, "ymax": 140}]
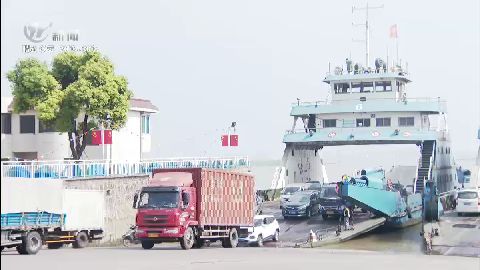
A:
[
  {"xmin": 20, "ymin": 115, "xmax": 35, "ymax": 134},
  {"xmin": 334, "ymin": 83, "xmax": 350, "ymax": 94},
  {"xmin": 375, "ymin": 117, "xmax": 391, "ymax": 127},
  {"xmin": 356, "ymin": 118, "xmax": 371, "ymax": 127},
  {"xmin": 375, "ymin": 81, "xmax": 392, "ymax": 92},
  {"xmin": 1, "ymin": 113, "xmax": 11, "ymax": 134},
  {"xmin": 398, "ymin": 117, "xmax": 414, "ymax": 127},
  {"xmin": 323, "ymin": 119, "xmax": 337, "ymax": 128},
  {"xmin": 351, "ymin": 82, "xmax": 374, "ymax": 93}
]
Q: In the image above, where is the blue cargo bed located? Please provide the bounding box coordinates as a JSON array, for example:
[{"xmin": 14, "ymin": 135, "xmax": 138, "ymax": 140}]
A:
[{"xmin": 1, "ymin": 212, "xmax": 65, "ymax": 229}]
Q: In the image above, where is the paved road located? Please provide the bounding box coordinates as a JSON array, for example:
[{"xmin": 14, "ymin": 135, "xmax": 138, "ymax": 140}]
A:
[{"xmin": 2, "ymin": 246, "xmax": 479, "ymax": 270}]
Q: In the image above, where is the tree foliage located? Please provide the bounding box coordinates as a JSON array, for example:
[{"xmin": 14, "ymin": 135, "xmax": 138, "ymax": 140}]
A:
[{"xmin": 7, "ymin": 51, "xmax": 132, "ymax": 160}]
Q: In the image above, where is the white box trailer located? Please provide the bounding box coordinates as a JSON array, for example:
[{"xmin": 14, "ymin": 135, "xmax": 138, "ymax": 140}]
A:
[{"xmin": 1, "ymin": 178, "xmax": 105, "ymax": 255}]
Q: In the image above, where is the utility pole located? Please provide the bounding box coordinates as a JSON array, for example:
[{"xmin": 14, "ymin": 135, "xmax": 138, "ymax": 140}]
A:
[{"xmin": 352, "ymin": 2, "xmax": 383, "ymax": 67}]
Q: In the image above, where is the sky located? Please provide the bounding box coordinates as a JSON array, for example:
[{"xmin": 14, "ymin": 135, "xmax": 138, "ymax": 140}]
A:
[{"xmin": 1, "ymin": 0, "xmax": 479, "ymax": 163}]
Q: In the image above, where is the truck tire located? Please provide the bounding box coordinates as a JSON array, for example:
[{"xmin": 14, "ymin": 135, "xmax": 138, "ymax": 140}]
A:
[
  {"xmin": 72, "ymin": 231, "xmax": 88, "ymax": 249},
  {"xmin": 222, "ymin": 228, "xmax": 238, "ymax": 248},
  {"xmin": 19, "ymin": 231, "xmax": 42, "ymax": 255},
  {"xmin": 180, "ymin": 227, "xmax": 195, "ymax": 250},
  {"xmin": 141, "ymin": 241, "xmax": 154, "ymax": 249},
  {"xmin": 193, "ymin": 238, "xmax": 205, "ymax": 249},
  {"xmin": 47, "ymin": 243, "xmax": 63, "ymax": 249}
]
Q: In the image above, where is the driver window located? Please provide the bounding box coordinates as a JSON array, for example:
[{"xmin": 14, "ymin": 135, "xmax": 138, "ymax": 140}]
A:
[{"xmin": 139, "ymin": 193, "xmax": 149, "ymax": 207}]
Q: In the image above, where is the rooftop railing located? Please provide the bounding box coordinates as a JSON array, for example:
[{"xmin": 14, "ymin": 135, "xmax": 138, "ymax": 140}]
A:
[
  {"xmin": 291, "ymin": 97, "xmax": 445, "ymax": 107},
  {"xmin": 1, "ymin": 157, "xmax": 250, "ymax": 179}
]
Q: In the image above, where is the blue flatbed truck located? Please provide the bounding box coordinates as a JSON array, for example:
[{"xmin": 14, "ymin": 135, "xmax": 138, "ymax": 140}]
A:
[{"xmin": 1, "ymin": 212, "xmax": 103, "ymax": 255}]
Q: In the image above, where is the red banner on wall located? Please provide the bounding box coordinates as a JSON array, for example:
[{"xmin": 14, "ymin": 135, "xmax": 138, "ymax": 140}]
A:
[
  {"xmin": 91, "ymin": 130, "xmax": 102, "ymax": 145},
  {"xmin": 230, "ymin": 135, "xmax": 238, "ymax": 147},
  {"xmin": 104, "ymin": 130, "xmax": 112, "ymax": 144},
  {"xmin": 221, "ymin": 135, "xmax": 229, "ymax": 147}
]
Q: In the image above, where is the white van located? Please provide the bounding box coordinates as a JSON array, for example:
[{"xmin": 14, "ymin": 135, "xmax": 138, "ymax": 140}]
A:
[{"xmin": 456, "ymin": 189, "xmax": 480, "ymax": 216}]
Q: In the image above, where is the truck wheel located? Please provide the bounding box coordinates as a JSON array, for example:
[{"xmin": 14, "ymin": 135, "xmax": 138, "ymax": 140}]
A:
[
  {"xmin": 180, "ymin": 227, "xmax": 195, "ymax": 250},
  {"xmin": 141, "ymin": 241, "xmax": 154, "ymax": 249},
  {"xmin": 222, "ymin": 228, "xmax": 239, "ymax": 248},
  {"xmin": 47, "ymin": 243, "xmax": 64, "ymax": 249},
  {"xmin": 193, "ymin": 239, "xmax": 205, "ymax": 249},
  {"xmin": 72, "ymin": 232, "xmax": 88, "ymax": 249},
  {"xmin": 21, "ymin": 231, "xmax": 42, "ymax": 255}
]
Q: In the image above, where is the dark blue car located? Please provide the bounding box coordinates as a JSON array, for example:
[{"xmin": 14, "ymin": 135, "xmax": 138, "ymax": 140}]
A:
[{"xmin": 319, "ymin": 184, "xmax": 350, "ymax": 220}]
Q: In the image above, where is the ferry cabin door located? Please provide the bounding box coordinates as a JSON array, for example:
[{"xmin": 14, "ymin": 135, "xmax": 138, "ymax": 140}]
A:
[
  {"xmin": 308, "ymin": 114, "xmax": 316, "ymax": 132},
  {"xmin": 421, "ymin": 114, "xmax": 429, "ymax": 130}
]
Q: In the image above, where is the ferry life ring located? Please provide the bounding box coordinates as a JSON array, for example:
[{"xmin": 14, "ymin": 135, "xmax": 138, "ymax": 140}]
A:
[
  {"xmin": 372, "ymin": 131, "xmax": 380, "ymax": 137},
  {"xmin": 328, "ymin": 131, "xmax": 336, "ymax": 138}
]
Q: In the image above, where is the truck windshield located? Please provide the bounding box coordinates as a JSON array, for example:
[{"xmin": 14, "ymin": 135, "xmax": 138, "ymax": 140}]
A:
[{"xmin": 139, "ymin": 191, "xmax": 179, "ymax": 209}]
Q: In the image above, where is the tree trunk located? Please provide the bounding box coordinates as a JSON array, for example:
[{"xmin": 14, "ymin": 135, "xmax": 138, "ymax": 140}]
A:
[{"xmin": 68, "ymin": 115, "xmax": 89, "ymax": 160}]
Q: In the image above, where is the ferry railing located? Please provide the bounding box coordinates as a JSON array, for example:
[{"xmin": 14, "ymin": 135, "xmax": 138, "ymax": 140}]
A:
[
  {"xmin": 0, "ymin": 157, "xmax": 250, "ymax": 179},
  {"xmin": 292, "ymin": 97, "xmax": 446, "ymax": 107}
]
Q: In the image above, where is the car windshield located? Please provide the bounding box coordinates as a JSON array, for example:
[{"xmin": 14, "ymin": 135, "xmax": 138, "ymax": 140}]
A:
[
  {"xmin": 320, "ymin": 187, "xmax": 338, "ymax": 198},
  {"xmin": 254, "ymin": 219, "xmax": 263, "ymax": 227},
  {"xmin": 288, "ymin": 194, "xmax": 310, "ymax": 204},
  {"xmin": 138, "ymin": 191, "xmax": 179, "ymax": 209},
  {"xmin": 282, "ymin": 187, "xmax": 300, "ymax": 194},
  {"xmin": 458, "ymin": 191, "xmax": 478, "ymax": 199}
]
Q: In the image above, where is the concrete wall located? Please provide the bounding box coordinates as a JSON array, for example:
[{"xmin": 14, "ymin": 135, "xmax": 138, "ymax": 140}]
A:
[{"xmin": 64, "ymin": 175, "xmax": 149, "ymax": 244}]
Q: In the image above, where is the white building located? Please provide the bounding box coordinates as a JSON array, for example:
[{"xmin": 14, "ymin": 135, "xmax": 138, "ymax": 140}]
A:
[{"xmin": 1, "ymin": 97, "xmax": 158, "ymax": 161}]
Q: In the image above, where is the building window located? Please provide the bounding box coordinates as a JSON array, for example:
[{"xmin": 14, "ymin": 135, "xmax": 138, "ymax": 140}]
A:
[
  {"xmin": 375, "ymin": 117, "xmax": 391, "ymax": 127},
  {"xmin": 1, "ymin": 113, "xmax": 11, "ymax": 134},
  {"xmin": 323, "ymin": 119, "xmax": 337, "ymax": 128},
  {"xmin": 141, "ymin": 114, "xmax": 150, "ymax": 134},
  {"xmin": 39, "ymin": 120, "xmax": 56, "ymax": 133},
  {"xmin": 356, "ymin": 118, "xmax": 371, "ymax": 127},
  {"xmin": 20, "ymin": 115, "xmax": 35, "ymax": 134},
  {"xmin": 399, "ymin": 117, "xmax": 414, "ymax": 127}
]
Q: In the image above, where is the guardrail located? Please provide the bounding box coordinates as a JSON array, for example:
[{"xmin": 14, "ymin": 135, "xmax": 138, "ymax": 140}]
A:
[
  {"xmin": 292, "ymin": 97, "xmax": 445, "ymax": 107},
  {"xmin": 1, "ymin": 157, "xmax": 250, "ymax": 179}
]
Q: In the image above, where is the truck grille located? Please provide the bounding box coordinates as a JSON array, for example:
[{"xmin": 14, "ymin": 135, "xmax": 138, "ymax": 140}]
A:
[{"xmin": 143, "ymin": 215, "xmax": 169, "ymax": 225}]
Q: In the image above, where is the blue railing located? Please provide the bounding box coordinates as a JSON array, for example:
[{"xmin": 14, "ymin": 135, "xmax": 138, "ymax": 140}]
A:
[{"xmin": 1, "ymin": 157, "xmax": 250, "ymax": 179}]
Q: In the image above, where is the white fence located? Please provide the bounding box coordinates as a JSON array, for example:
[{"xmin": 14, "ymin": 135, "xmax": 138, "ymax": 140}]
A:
[{"xmin": 1, "ymin": 157, "xmax": 250, "ymax": 179}]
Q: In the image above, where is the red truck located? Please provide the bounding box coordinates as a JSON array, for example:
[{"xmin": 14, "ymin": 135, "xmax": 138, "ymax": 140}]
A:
[{"xmin": 133, "ymin": 168, "xmax": 255, "ymax": 250}]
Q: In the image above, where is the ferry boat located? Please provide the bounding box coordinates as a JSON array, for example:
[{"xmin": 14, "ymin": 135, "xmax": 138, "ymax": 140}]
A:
[{"xmin": 281, "ymin": 23, "xmax": 458, "ymax": 227}]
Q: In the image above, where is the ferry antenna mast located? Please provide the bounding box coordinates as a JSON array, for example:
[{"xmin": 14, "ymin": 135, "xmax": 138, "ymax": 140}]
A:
[{"xmin": 352, "ymin": 2, "xmax": 383, "ymax": 67}]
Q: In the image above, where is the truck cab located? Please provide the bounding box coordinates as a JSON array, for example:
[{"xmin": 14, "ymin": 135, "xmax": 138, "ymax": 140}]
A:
[{"xmin": 134, "ymin": 172, "xmax": 197, "ymax": 249}]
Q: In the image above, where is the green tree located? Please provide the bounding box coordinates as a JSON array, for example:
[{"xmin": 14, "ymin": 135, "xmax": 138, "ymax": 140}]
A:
[{"xmin": 7, "ymin": 51, "xmax": 132, "ymax": 160}]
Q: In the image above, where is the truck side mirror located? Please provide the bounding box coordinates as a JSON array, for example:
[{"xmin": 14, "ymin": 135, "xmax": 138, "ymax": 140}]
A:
[
  {"xmin": 133, "ymin": 193, "xmax": 139, "ymax": 209},
  {"xmin": 182, "ymin": 192, "xmax": 190, "ymax": 208}
]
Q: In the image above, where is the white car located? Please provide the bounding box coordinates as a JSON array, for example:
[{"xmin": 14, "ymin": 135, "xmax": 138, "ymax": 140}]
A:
[
  {"xmin": 280, "ymin": 184, "xmax": 305, "ymax": 209},
  {"xmin": 456, "ymin": 189, "xmax": 480, "ymax": 216},
  {"xmin": 239, "ymin": 215, "xmax": 280, "ymax": 247}
]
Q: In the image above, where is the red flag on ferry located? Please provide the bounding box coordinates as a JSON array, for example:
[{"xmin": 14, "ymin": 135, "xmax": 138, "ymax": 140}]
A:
[
  {"xmin": 104, "ymin": 130, "xmax": 112, "ymax": 144},
  {"xmin": 390, "ymin": 24, "xmax": 398, "ymax": 38},
  {"xmin": 221, "ymin": 135, "xmax": 229, "ymax": 147},
  {"xmin": 91, "ymin": 130, "xmax": 102, "ymax": 145},
  {"xmin": 230, "ymin": 135, "xmax": 238, "ymax": 147}
]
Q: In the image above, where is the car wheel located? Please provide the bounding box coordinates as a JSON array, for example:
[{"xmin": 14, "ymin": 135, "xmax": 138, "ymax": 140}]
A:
[
  {"xmin": 322, "ymin": 214, "xmax": 328, "ymax": 220},
  {"xmin": 273, "ymin": 230, "xmax": 279, "ymax": 242},
  {"xmin": 257, "ymin": 235, "xmax": 264, "ymax": 247}
]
